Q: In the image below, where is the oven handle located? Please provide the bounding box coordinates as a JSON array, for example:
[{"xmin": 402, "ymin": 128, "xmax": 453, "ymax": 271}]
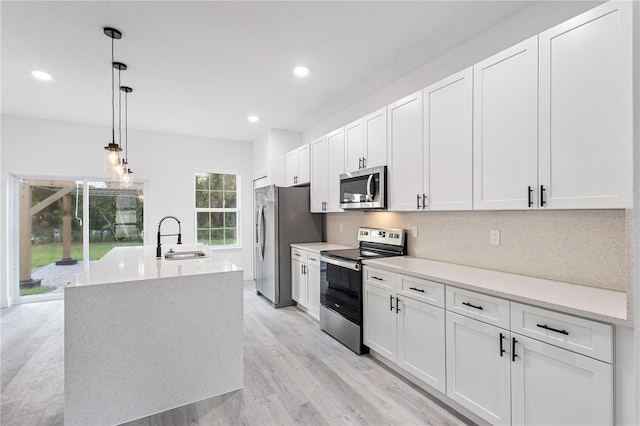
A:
[{"xmin": 320, "ymin": 256, "xmax": 360, "ymax": 271}]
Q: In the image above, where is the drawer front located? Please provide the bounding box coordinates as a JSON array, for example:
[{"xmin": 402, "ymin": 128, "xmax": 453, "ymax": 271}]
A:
[
  {"xmin": 511, "ymin": 302, "xmax": 613, "ymax": 363},
  {"xmin": 446, "ymin": 286, "xmax": 510, "ymax": 328},
  {"xmin": 305, "ymin": 252, "xmax": 321, "ymax": 268},
  {"xmin": 363, "ymin": 267, "xmax": 396, "ymax": 291},
  {"xmin": 398, "ymin": 274, "xmax": 445, "ymax": 308},
  {"xmin": 291, "ymin": 248, "xmax": 303, "ymax": 260}
]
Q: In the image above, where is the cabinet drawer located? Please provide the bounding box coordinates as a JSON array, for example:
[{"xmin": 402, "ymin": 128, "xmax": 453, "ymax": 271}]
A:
[
  {"xmin": 363, "ymin": 267, "xmax": 396, "ymax": 291},
  {"xmin": 291, "ymin": 248, "xmax": 303, "ymax": 260},
  {"xmin": 398, "ymin": 274, "xmax": 445, "ymax": 308},
  {"xmin": 446, "ymin": 286, "xmax": 509, "ymax": 328},
  {"xmin": 305, "ymin": 252, "xmax": 321, "ymax": 268},
  {"xmin": 510, "ymin": 302, "xmax": 613, "ymax": 363}
]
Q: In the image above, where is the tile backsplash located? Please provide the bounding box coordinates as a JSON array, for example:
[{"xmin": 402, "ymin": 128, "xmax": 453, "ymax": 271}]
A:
[{"xmin": 327, "ymin": 210, "xmax": 629, "ymax": 292}]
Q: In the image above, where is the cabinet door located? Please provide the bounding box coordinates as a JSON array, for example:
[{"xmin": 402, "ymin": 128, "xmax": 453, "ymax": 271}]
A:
[
  {"xmin": 388, "ymin": 91, "xmax": 423, "ymax": 211},
  {"xmin": 326, "ymin": 128, "xmax": 345, "ymax": 212},
  {"xmin": 291, "ymin": 258, "xmax": 303, "ymax": 302},
  {"xmin": 285, "ymin": 150, "xmax": 298, "ymax": 187},
  {"xmin": 310, "ymin": 137, "xmax": 327, "ymax": 213},
  {"xmin": 538, "ymin": 2, "xmax": 632, "ymax": 209},
  {"xmin": 306, "ymin": 264, "xmax": 320, "ymax": 320},
  {"xmin": 297, "ymin": 144, "xmax": 310, "ymax": 185},
  {"xmin": 345, "ymin": 119, "xmax": 364, "ymax": 173},
  {"xmin": 363, "ymin": 284, "xmax": 396, "ymax": 362},
  {"xmin": 424, "ymin": 67, "xmax": 473, "ymax": 211},
  {"xmin": 473, "ymin": 37, "xmax": 538, "ymax": 210},
  {"xmin": 397, "ymin": 297, "xmax": 445, "ymax": 393},
  {"xmin": 511, "ymin": 334, "xmax": 613, "ymax": 426},
  {"xmin": 446, "ymin": 312, "xmax": 511, "ymax": 425},
  {"xmin": 363, "ymin": 108, "xmax": 387, "ymax": 169}
]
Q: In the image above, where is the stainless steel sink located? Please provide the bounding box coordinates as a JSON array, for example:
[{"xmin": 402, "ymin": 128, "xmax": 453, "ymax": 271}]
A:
[{"xmin": 164, "ymin": 250, "xmax": 207, "ymax": 260}]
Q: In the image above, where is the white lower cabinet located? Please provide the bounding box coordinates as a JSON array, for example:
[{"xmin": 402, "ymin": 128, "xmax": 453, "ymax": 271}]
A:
[
  {"xmin": 291, "ymin": 248, "xmax": 320, "ymax": 319},
  {"xmin": 363, "ymin": 267, "xmax": 446, "ymax": 393},
  {"xmin": 446, "ymin": 311, "xmax": 511, "ymax": 425}
]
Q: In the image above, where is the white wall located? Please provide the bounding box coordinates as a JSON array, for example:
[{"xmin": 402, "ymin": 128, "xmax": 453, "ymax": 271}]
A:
[{"xmin": 1, "ymin": 115, "xmax": 254, "ymax": 307}]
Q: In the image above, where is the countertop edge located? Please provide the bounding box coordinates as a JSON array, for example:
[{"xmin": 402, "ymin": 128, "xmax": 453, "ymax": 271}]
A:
[
  {"xmin": 363, "ymin": 258, "xmax": 630, "ymax": 327},
  {"xmin": 67, "ymin": 269, "xmax": 244, "ymax": 290},
  {"xmin": 290, "ymin": 242, "xmax": 353, "ymax": 254}
]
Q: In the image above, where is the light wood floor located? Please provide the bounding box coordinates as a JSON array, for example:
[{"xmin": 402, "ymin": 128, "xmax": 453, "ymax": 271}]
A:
[{"xmin": 1, "ymin": 282, "xmax": 472, "ymax": 426}]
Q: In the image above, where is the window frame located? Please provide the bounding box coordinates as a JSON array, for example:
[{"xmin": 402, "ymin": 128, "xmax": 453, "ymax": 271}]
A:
[{"xmin": 194, "ymin": 170, "xmax": 241, "ymax": 250}]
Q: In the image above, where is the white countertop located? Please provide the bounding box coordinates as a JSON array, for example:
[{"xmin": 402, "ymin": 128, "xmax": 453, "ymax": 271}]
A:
[
  {"xmin": 68, "ymin": 244, "xmax": 241, "ymax": 287},
  {"xmin": 364, "ymin": 257, "xmax": 628, "ymax": 326},
  {"xmin": 290, "ymin": 242, "xmax": 353, "ymax": 253}
]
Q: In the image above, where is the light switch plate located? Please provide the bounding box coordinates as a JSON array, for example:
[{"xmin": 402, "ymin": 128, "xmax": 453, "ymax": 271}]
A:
[
  {"xmin": 411, "ymin": 226, "xmax": 418, "ymax": 238},
  {"xmin": 490, "ymin": 230, "xmax": 500, "ymax": 245}
]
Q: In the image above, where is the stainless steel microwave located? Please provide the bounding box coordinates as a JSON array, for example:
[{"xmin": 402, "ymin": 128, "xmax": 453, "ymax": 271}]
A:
[{"xmin": 339, "ymin": 166, "xmax": 386, "ymax": 210}]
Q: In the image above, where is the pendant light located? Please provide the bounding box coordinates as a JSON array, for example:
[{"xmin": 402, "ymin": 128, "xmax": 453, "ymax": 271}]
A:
[
  {"xmin": 112, "ymin": 60, "xmax": 128, "ymax": 180},
  {"xmin": 120, "ymin": 85, "xmax": 133, "ymax": 188},
  {"xmin": 103, "ymin": 27, "xmax": 123, "ymax": 171}
]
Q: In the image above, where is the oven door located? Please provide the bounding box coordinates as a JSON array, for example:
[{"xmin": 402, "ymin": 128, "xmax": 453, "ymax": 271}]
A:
[
  {"xmin": 339, "ymin": 166, "xmax": 386, "ymax": 210},
  {"xmin": 320, "ymin": 256, "xmax": 362, "ymax": 325}
]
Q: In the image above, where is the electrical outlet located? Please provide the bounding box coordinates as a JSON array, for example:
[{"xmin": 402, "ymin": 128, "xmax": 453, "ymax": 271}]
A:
[
  {"xmin": 490, "ymin": 230, "xmax": 501, "ymax": 246},
  {"xmin": 339, "ymin": 223, "xmax": 344, "ymax": 232},
  {"xmin": 411, "ymin": 226, "xmax": 418, "ymax": 238}
]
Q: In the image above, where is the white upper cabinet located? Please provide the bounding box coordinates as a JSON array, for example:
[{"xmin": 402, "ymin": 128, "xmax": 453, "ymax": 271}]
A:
[
  {"xmin": 285, "ymin": 144, "xmax": 310, "ymax": 187},
  {"xmin": 538, "ymin": 1, "xmax": 632, "ymax": 209},
  {"xmin": 345, "ymin": 108, "xmax": 387, "ymax": 173},
  {"xmin": 326, "ymin": 128, "xmax": 345, "ymax": 212},
  {"xmin": 423, "ymin": 67, "xmax": 473, "ymax": 211},
  {"xmin": 388, "ymin": 91, "xmax": 423, "ymax": 211},
  {"xmin": 363, "ymin": 108, "xmax": 387, "ymax": 169},
  {"xmin": 310, "ymin": 136, "xmax": 327, "ymax": 212},
  {"xmin": 473, "ymin": 37, "xmax": 538, "ymax": 210},
  {"xmin": 345, "ymin": 119, "xmax": 365, "ymax": 172}
]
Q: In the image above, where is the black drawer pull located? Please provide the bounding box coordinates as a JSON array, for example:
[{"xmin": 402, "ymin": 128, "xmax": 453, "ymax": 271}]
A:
[
  {"xmin": 499, "ymin": 333, "xmax": 506, "ymax": 357},
  {"xmin": 389, "ymin": 295, "xmax": 394, "ymax": 311},
  {"xmin": 294, "ymin": 253, "xmax": 301, "ymax": 257},
  {"xmin": 527, "ymin": 186, "xmax": 533, "ymax": 207},
  {"xmin": 512, "ymin": 337, "xmax": 518, "ymax": 362},
  {"xmin": 462, "ymin": 301, "xmax": 483, "ymax": 310},
  {"xmin": 371, "ymin": 276, "xmax": 384, "ymax": 281},
  {"xmin": 409, "ymin": 287, "xmax": 425, "ymax": 293},
  {"xmin": 536, "ymin": 324, "xmax": 569, "ymax": 336},
  {"xmin": 540, "ymin": 185, "xmax": 546, "ymax": 207},
  {"xmin": 309, "ymin": 257, "xmax": 317, "ymax": 261}
]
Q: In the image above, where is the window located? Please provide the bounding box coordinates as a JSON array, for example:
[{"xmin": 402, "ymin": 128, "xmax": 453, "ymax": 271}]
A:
[{"xmin": 195, "ymin": 172, "xmax": 239, "ymax": 247}]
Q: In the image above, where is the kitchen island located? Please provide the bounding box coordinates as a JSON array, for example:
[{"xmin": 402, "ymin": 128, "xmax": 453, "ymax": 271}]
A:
[{"xmin": 64, "ymin": 245, "xmax": 243, "ymax": 426}]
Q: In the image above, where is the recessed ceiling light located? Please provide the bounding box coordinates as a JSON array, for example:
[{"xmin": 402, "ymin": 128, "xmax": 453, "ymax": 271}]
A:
[
  {"xmin": 248, "ymin": 115, "xmax": 259, "ymax": 123},
  {"xmin": 293, "ymin": 66, "xmax": 309, "ymax": 77},
  {"xmin": 31, "ymin": 70, "xmax": 52, "ymax": 81}
]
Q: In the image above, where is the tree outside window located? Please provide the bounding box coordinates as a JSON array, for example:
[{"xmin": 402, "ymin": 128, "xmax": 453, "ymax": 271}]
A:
[{"xmin": 195, "ymin": 172, "xmax": 239, "ymax": 247}]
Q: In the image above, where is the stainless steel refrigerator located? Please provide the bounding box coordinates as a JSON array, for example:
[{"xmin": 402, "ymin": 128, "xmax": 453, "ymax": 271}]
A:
[{"xmin": 254, "ymin": 185, "xmax": 323, "ymax": 307}]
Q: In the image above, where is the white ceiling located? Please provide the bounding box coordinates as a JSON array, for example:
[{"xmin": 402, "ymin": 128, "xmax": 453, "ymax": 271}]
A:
[{"xmin": 1, "ymin": 1, "xmax": 536, "ymax": 142}]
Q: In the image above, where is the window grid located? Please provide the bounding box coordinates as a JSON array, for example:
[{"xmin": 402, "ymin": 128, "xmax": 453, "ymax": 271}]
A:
[{"xmin": 195, "ymin": 173, "xmax": 239, "ymax": 247}]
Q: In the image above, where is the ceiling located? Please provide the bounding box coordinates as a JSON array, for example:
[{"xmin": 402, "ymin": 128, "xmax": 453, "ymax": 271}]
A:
[{"xmin": 1, "ymin": 1, "xmax": 536, "ymax": 142}]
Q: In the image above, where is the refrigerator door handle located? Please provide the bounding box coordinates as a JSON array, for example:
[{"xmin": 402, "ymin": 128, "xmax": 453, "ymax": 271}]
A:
[{"xmin": 258, "ymin": 204, "xmax": 265, "ymax": 261}]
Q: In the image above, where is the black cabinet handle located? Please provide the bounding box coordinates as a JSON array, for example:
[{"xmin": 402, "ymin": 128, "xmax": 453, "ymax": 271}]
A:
[
  {"xmin": 536, "ymin": 324, "xmax": 569, "ymax": 336},
  {"xmin": 499, "ymin": 333, "xmax": 506, "ymax": 357},
  {"xmin": 309, "ymin": 257, "xmax": 317, "ymax": 262},
  {"xmin": 416, "ymin": 194, "xmax": 421, "ymax": 209},
  {"xmin": 294, "ymin": 253, "xmax": 301, "ymax": 257},
  {"xmin": 462, "ymin": 301, "xmax": 484, "ymax": 310},
  {"xmin": 409, "ymin": 287, "xmax": 425, "ymax": 293},
  {"xmin": 512, "ymin": 337, "xmax": 518, "ymax": 362},
  {"xmin": 363, "ymin": 157, "xmax": 367, "ymax": 168},
  {"xmin": 389, "ymin": 294, "xmax": 394, "ymax": 311},
  {"xmin": 422, "ymin": 194, "xmax": 427, "ymax": 210},
  {"xmin": 371, "ymin": 276, "xmax": 384, "ymax": 281},
  {"xmin": 528, "ymin": 186, "xmax": 533, "ymax": 207},
  {"xmin": 359, "ymin": 158, "xmax": 363, "ymax": 169},
  {"xmin": 396, "ymin": 297, "xmax": 401, "ymax": 313},
  {"xmin": 540, "ymin": 185, "xmax": 546, "ymax": 207}
]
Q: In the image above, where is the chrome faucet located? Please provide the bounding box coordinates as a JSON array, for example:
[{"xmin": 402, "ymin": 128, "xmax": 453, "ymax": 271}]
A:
[{"xmin": 157, "ymin": 216, "xmax": 182, "ymax": 258}]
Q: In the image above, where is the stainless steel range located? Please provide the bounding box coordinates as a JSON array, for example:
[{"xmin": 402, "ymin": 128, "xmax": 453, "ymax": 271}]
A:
[{"xmin": 319, "ymin": 227, "xmax": 406, "ymax": 354}]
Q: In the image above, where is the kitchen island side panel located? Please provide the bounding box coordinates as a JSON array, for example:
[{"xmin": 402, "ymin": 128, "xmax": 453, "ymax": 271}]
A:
[{"xmin": 64, "ymin": 271, "xmax": 243, "ymax": 426}]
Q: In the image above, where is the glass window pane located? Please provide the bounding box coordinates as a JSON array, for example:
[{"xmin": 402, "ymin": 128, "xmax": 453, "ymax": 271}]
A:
[
  {"xmin": 197, "ymin": 229, "xmax": 210, "ymax": 244},
  {"xmin": 211, "ymin": 191, "xmax": 223, "ymax": 208},
  {"xmin": 224, "ymin": 174, "xmax": 236, "ymax": 191},
  {"xmin": 210, "ymin": 173, "xmax": 223, "ymax": 191},
  {"xmin": 195, "ymin": 191, "xmax": 209, "ymax": 208},
  {"xmin": 211, "ymin": 229, "xmax": 224, "ymax": 245},
  {"xmin": 195, "ymin": 174, "xmax": 209, "ymax": 190},
  {"xmin": 224, "ymin": 212, "xmax": 236, "ymax": 228},
  {"xmin": 224, "ymin": 192, "xmax": 236, "ymax": 208},
  {"xmin": 225, "ymin": 229, "xmax": 236, "ymax": 245},
  {"xmin": 211, "ymin": 212, "xmax": 223, "ymax": 228},
  {"xmin": 197, "ymin": 212, "xmax": 210, "ymax": 228}
]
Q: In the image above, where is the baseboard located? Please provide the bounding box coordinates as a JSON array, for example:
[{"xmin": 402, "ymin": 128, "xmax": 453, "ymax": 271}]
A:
[{"xmin": 1, "ymin": 296, "xmax": 12, "ymax": 308}]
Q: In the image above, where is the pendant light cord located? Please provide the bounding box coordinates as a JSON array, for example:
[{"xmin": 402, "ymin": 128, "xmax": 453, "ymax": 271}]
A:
[
  {"xmin": 111, "ymin": 37, "xmax": 115, "ymax": 144},
  {"xmin": 124, "ymin": 90, "xmax": 128, "ymax": 161},
  {"xmin": 118, "ymin": 67, "xmax": 122, "ymax": 150}
]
